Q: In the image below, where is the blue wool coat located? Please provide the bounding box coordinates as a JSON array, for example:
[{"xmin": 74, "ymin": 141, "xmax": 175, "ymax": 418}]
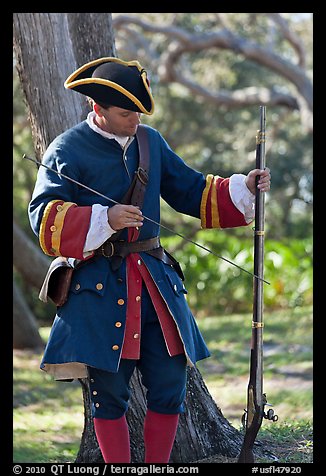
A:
[{"xmin": 29, "ymin": 121, "xmax": 246, "ymax": 378}]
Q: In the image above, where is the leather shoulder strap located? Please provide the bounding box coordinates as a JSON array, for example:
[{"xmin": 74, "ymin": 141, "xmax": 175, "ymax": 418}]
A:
[
  {"xmin": 136, "ymin": 124, "xmax": 150, "ymax": 173},
  {"xmin": 129, "ymin": 124, "xmax": 150, "ymax": 207}
]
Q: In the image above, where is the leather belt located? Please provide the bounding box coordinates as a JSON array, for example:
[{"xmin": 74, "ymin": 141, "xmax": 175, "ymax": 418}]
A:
[
  {"xmin": 94, "ymin": 236, "xmax": 184, "ymax": 280},
  {"xmin": 95, "ymin": 236, "xmax": 161, "ymax": 259}
]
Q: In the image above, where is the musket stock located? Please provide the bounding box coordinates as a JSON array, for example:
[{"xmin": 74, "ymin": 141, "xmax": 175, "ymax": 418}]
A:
[{"xmin": 237, "ymin": 106, "xmax": 278, "ymax": 464}]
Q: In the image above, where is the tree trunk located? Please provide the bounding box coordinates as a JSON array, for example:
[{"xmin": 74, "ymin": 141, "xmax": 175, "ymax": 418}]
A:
[
  {"xmin": 13, "ymin": 279, "xmax": 44, "ymax": 349},
  {"xmin": 13, "ymin": 12, "xmax": 116, "ymax": 158},
  {"xmin": 13, "ymin": 12, "xmax": 273, "ymax": 463},
  {"xmin": 13, "ymin": 220, "xmax": 49, "ymax": 348},
  {"xmin": 13, "ymin": 220, "xmax": 50, "ymax": 288}
]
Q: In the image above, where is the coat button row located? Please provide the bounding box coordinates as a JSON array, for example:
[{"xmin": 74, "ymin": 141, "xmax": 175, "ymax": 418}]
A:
[{"xmin": 74, "ymin": 283, "xmax": 104, "ymax": 291}]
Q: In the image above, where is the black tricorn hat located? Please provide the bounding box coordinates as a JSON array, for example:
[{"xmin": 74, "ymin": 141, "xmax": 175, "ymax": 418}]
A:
[{"xmin": 64, "ymin": 57, "xmax": 154, "ymax": 115}]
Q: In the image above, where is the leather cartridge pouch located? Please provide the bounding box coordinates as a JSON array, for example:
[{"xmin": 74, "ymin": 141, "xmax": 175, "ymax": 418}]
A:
[{"xmin": 39, "ymin": 257, "xmax": 74, "ymax": 307}]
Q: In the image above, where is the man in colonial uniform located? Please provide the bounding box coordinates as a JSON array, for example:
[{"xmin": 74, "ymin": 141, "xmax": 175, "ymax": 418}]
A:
[{"xmin": 28, "ymin": 57, "xmax": 271, "ymax": 463}]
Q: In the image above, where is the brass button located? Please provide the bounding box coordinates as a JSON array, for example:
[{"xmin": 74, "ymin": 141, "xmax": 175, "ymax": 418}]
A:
[
  {"xmin": 95, "ymin": 403, "xmax": 100, "ymax": 408},
  {"xmin": 56, "ymin": 204, "xmax": 63, "ymax": 211},
  {"xmin": 112, "ymin": 345, "xmax": 119, "ymax": 351},
  {"xmin": 90, "ymin": 379, "xmax": 94, "ymax": 383},
  {"xmin": 96, "ymin": 283, "xmax": 103, "ymax": 290},
  {"xmin": 135, "ymin": 296, "xmax": 141, "ymax": 302},
  {"xmin": 115, "ymin": 322, "xmax": 122, "ymax": 328},
  {"xmin": 92, "ymin": 390, "xmax": 98, "ymax": 396},
  {"xmin": 133, "ymin": 333, "xmax": 140, "ymax": 339},
  {"xmin": 75, "ymin": 283, "xmax": 81, "ymax": 291},
  {"xmin": 50, "ymin": 225, "xmax": 57, "ymax": 232},
  {"xmin": 117, "ymin": 299, "xmax": 125, "ymax": 305}
]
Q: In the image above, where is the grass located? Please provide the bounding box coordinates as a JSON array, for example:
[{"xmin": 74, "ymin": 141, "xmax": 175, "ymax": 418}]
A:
[
  {"xmin": 13, "ymin": 305, "xmax": 313, "ymax": 463},
  {"xmin": 196, "ymin": 304, "xmax": 313, "ymax": 463},
  {"xmin": 256, "ymin": 420, "xmax": 313, "ymax": 463},
  {"xmin": 13, "ymin": 348, "xmax": 84, "ymax": 463}
]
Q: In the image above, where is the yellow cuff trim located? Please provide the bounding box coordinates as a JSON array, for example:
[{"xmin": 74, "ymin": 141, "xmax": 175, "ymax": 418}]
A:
[
  {"xmin": 51, "ymin": 202, "xmax": 76, "ymax": 254},
  {"xmin": 39, "ymin": 200, "xmax": 76, "ymax": 256},
  {"xmin": 211, "ymin": 176, "xmax": 221, "ymax": 228},
  {"xmin": 39, "ymin": 200, "xmax": 61, "ymax": 255},
  {"xmin": 200, "ymin": 174, "xmax": 214, "ymax": 228}
]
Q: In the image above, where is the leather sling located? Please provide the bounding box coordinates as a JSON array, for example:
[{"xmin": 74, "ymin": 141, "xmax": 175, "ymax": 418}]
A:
[{"xmin": 97, "ymin": 125, "xmax": 184, "ymax": 278}]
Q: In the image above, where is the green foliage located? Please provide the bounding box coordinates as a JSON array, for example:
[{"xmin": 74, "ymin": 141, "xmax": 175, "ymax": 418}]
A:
[{"xmin": 161, "ymin": 231, "xmax": 312, "ymax": 315}]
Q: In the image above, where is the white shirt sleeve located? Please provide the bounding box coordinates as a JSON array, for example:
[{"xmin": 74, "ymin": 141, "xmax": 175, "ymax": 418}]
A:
[
  {"xmin": 229, "ymin": 174, "xmax": 255, "ymax": 224},
  {"xmin": 83, "ymin": 204, "xmax": 116, "ymax": 257}
]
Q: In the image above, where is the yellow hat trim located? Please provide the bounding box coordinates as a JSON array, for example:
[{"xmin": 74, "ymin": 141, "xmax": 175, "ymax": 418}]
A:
[{"xmin": 64, "ymin": 57, "xmax": 154, "ymax": 115}]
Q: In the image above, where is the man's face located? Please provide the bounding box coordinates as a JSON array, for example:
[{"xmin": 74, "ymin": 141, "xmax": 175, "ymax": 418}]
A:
[{"xmin": 95, "ymin": 105, "xmax": 141, "ymax": 137}]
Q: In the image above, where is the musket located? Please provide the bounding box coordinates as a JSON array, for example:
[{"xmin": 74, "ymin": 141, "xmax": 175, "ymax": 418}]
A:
[
  {"xmin": 237, "ymin": 106, "xmax": 278, "ymax": 464},
  {"xmin": 23, "ymin": 154, "xmax": 270, "ymax": 284}
]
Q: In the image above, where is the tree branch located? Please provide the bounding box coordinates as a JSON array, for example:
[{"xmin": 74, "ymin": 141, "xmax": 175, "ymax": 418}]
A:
[{"xmin": 113, "ymin": 13, "xmax": 312, "ymax": 130}]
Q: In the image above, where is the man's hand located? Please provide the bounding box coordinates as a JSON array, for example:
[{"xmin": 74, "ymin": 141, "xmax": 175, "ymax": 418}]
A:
[
  {"xmin": 107, "ymin": 204, "xmax": 144, "ymax": 231},
  {"xmin": 245, "ymin": 168, "xmax": 271, "ymax": 195}
]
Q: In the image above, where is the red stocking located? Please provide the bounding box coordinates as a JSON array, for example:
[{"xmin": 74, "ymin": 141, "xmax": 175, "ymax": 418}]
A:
[
  {"xmin": 143, "ymin": 409, "xmax": 179, "ymax": 463},
  {"xmin": 94, "ymin": 415, "xmax": 131, "ymax": 463}
]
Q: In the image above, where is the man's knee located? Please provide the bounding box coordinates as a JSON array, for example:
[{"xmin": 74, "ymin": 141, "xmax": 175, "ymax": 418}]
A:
[
  {"xmin": 88, "ymin": 365, "xmax": 133, "ymax": 419},
  {"xmin": 142, "ymin": 354, "xmax": 187, "ymax": 414}
]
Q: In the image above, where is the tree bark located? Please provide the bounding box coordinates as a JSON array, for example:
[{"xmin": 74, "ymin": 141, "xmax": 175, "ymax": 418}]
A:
[
  {"xmin": 13, "ymin": 220, "xmax": 50, "ymax": 289},
  {"xmin": 13, "ymin": 220, "xmax": 49, "ymax": 348},
  {"xmin": 13, "ymin": 12, "xmax": 116, "ymax": 158},
  {"xmin": 13, "ymin": 278, "xmax": 44, "ymax": 349}
]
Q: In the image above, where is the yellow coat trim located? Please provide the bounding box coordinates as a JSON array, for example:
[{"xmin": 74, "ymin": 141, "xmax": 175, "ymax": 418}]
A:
[
  {"xmin": 200, "ymin": 174, "xmax": 213, "ymax": 228},
  {"xmin": 39, "ymin": 200, "xmax": 61, "ymax": 255},
  {"xmin": 211, "ymin": 176, "xmax": 221, "ymax": 228},
  {"xmin": 51, "ymin": 202, "xmax": 76, "ymax": 254}
]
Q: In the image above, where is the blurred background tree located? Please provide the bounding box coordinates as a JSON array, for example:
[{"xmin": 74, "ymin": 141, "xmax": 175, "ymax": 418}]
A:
[{"xmin": 13, "ymin": 12, "xmax": 313, "ymax": 339}]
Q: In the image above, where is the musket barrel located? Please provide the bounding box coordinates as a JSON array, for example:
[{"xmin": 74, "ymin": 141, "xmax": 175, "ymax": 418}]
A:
[{"xmin": 238, "ymin": 105, "xmax": 268, "ymax": 463}]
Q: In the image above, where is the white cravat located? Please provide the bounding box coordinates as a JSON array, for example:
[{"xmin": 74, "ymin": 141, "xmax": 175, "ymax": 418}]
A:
[{"xmin": 86, "ymin": 111, "xmax": 130, "ymax": 147}]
